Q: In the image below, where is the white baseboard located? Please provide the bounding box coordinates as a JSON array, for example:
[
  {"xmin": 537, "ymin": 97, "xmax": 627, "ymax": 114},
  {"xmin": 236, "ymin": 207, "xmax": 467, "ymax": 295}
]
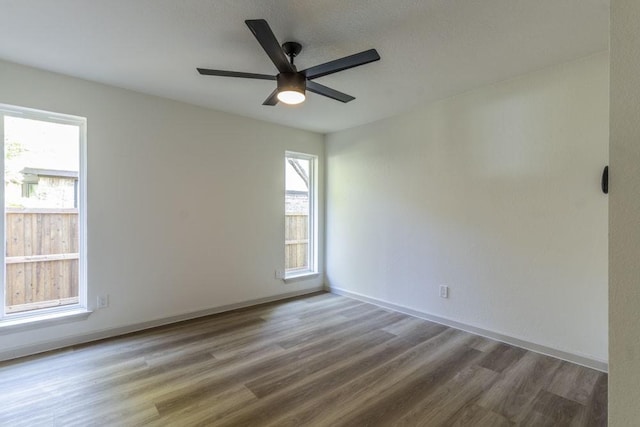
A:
[
  {"xmin": 0, "ymin": 286, "xmax": 324, "ymax": 362},
  {"xmin": 328, "ymin": 286, "xmax": 608, "ymax": 373}
]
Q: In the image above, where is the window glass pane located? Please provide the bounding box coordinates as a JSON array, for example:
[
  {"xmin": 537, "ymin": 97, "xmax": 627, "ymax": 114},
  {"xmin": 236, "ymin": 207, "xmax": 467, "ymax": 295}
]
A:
[
  {"xmin": 4, "ymin": 116, "xmax": 80, "ymax": 314},
  {"xmin": 285, "ymin": 157, "xmax": 310, "ymax": 272}
]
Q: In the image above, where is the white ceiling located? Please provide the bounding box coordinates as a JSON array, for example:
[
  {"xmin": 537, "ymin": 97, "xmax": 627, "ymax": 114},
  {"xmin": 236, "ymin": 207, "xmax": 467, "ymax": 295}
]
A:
[{"xmin": 0, "ymin": 0, "xmax": 609, "ymax": 134}]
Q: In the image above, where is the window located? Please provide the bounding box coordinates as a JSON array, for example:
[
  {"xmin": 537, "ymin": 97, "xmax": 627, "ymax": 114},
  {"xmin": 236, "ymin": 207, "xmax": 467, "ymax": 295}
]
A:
[
  {"xmin": 22, "ymin": 182, "xmax": 38, "ymax": 198},
  {"xmin": 285, "ymin": 152, "xmax": 317, "ymax": 278},
  {"xmin": 1, "ymin": 104, "xmax": 87, "ymax": 321}
]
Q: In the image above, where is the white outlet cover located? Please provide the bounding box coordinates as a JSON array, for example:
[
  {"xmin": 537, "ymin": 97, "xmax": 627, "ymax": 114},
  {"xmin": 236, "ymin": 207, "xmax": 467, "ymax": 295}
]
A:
[
  {"xmin": 439, "ymin": 285, "xmax": 449, "ymax": 298},
  {"xmin": 97, "ymin": 295, "xmax": 109, "ymax": 308}
]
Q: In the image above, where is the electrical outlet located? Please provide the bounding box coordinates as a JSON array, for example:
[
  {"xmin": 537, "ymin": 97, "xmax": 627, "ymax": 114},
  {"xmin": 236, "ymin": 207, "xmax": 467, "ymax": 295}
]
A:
[
  {"xmin": 275, "ymin": 268, "xmax": 285, "ymax": 279},
  {"xmin": 97, "ymin": 294, "xmax": 109, "ymax": 309},
  {"xmin": 439, "ymin": 285, "xmax": 449, "ymax": 299}
]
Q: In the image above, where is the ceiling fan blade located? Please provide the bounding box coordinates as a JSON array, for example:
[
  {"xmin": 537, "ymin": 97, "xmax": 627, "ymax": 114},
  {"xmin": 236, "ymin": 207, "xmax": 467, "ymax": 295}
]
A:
[
  {"xmin": 302, "ymin": 49, "xmax": 380, "ymax": 80},
  {"xmin": 262, "ymin": 89, "xmax": 279, "ymax": 106},
  {"xmin": 245, "ymin": 19, "xmax": 294, "ymax": 73},
  {"xmin": 197, "ymin": 68, "xmax": 276, "ymax": 80},
  {"xmin": 306, "ymin": 81, "xmax": 355, "ymax": 103}
]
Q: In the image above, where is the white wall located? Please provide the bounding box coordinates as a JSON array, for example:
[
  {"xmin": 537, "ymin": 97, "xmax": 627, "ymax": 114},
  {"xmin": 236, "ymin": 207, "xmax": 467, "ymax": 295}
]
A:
[
  {"xmin": 326, "ymin": 53, "xmax": 609, "ymax": 363},
  {"xmin": 610, "ymin": 0, "xmax": 640, "ymax": 423},
  {"xmin": 0, "ymin": 60, "xmax": 324, "ymax": 358}
]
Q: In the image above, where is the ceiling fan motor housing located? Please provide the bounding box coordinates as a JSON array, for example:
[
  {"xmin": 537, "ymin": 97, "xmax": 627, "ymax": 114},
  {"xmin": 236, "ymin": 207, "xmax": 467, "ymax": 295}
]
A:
[{"xmin": 277, "ymin": 72, "xmax": 306, "ymax": 94}]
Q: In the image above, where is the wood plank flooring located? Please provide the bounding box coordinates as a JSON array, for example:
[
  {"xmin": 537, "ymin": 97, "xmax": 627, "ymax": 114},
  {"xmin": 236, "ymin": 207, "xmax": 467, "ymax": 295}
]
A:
[{"xmin": 0, "ymin": 292, "xmax": 607, "ymax": 426}]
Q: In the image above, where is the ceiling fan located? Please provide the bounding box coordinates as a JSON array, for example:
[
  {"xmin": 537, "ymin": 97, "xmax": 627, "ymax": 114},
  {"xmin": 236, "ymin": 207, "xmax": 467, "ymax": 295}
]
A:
[{"xmin": 197, "ymin": 19, "xmax": 380, "ymax": 106}]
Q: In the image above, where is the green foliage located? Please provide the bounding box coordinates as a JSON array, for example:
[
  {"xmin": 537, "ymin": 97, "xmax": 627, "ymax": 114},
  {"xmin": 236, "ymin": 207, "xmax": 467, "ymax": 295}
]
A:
[{"xmin": 5, "ymin": 139, "xmax": 27, "ymax": 160}]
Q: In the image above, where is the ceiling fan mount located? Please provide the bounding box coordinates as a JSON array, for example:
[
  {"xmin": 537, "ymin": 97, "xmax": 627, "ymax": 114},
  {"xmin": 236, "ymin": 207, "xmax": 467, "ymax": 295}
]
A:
[
  {"xmin": 197, "ymin": 19, "xmax": 380, "ymax": 106},
  {"xmin": 281, "ymin": 41, "xmax": 302, "ymax": 65}
]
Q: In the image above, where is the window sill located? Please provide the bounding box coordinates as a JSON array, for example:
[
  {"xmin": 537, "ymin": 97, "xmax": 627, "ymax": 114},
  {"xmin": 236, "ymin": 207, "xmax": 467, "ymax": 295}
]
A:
[
  {"xmin": 284, "ymin": 271, "xmax": 320, "ymax": 283},
  {"xmin": 0, "ymin": 308, "xmax": 92, "ymax": 334}
]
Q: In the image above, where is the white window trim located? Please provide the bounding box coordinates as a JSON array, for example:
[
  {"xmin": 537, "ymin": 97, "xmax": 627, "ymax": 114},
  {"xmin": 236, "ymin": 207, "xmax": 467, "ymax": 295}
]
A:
[
  {"xmin": 0, "ymin": 104, "xmax": 89, "ymax": 327},
  {"xmin": 0, "ymin": 308, "xmax": 91, "ymax": 334},
  {"xmin": 284, "ymin": 271, "xmax": 320, "ymax": 282},
  {"xmin": 285, "ymin": 151, "xmax": 318, "ymax": 279}
]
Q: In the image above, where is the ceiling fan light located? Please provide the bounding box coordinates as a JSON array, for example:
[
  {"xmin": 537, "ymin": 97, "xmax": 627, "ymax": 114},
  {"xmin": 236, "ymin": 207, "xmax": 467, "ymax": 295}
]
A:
[
  {"xmin": 277, "ymin": 90, "xmax": 305, "ymax": 104},
  {"xmin": 277, "ymin": 72, "xmax": 306, "ymax": 105}
]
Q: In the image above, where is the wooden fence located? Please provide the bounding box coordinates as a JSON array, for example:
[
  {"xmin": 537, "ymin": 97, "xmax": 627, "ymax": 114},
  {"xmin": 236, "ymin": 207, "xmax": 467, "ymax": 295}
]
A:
[
  {"xmin": 5, "ymin": 208, "xmax": 79, "ymax": 313},
  {"xmin": 285, "ymin": 213, "xmax": 308, "ymax": 270},
  {"xmin": 5, "ymin": 210, "xmax": 302, "ymax": 313}
]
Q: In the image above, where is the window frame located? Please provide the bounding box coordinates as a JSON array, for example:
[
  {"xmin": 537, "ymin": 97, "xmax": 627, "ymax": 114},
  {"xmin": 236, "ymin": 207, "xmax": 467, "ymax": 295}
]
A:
[
  {"xmin": 0, "ymin": 103, "xmax": 88, "ymax": 323},
  {"xmin": 284, "ymin": 151, "xmax": 318, "ymax": 279}
]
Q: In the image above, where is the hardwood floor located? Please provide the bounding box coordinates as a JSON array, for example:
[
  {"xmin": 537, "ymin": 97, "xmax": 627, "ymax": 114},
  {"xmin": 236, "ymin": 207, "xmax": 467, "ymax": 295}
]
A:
[{"xmin": 0, "ymin": 292, "xmax": 607, "ymax": 426}]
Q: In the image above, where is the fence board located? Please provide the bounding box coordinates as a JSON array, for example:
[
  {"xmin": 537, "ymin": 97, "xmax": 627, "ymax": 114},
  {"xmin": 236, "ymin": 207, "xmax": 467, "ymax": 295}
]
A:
[
  {"xmin": 6, "ymin": 296, "xmax": 79, "ymax": 314},
  {"xmin": 6, "ymin": 253, "xmax": 80, "ymax": 264}
]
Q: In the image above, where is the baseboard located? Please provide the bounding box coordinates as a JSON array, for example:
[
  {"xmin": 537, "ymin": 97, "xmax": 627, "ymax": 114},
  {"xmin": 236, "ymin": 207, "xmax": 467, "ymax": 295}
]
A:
[
  {"xmin": 328, "ymin": 286, "xmax": 608, "ymax": 373},
  {"xmin": 0, "ymin": 286, "xmax": 325, "ymax": 362}
]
